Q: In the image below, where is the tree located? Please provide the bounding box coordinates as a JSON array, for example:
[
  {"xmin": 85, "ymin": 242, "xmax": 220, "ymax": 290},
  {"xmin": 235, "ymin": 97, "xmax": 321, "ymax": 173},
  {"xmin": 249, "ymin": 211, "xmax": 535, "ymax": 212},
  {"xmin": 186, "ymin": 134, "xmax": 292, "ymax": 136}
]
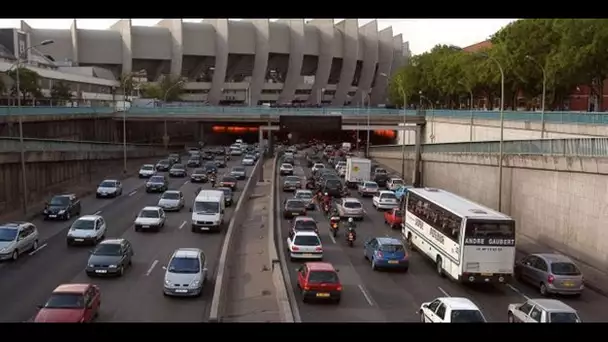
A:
[
  {"xmin": 50, "ymin": 81, "xmax": 72, "ymax": 103},
  {"xmin": 140, "ymin": 75, "xmax": 184, "ymax": 102},
  {"xmin": 7, "ymin": 67, "xmax": 42, "ymax": 101}
]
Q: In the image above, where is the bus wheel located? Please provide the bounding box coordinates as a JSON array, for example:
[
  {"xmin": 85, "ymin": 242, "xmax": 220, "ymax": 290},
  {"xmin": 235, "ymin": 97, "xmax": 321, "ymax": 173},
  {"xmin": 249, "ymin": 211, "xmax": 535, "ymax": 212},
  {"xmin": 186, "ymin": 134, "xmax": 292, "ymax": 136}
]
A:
[{"xmin": 436, "ymin": 256, "xmax": 445, "ymax": 277}]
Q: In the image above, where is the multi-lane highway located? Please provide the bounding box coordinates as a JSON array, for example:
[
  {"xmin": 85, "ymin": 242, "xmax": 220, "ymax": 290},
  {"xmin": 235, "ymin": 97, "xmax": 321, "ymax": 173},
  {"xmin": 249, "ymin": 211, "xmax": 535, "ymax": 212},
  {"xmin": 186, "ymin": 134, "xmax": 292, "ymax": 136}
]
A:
[
  {"xmin": 0, "ymin": 152, "xmax": 253, "ymax": 322},
  {"xmin": 277, "ymin": 151, "xmax": 608, "ymax": 322}
]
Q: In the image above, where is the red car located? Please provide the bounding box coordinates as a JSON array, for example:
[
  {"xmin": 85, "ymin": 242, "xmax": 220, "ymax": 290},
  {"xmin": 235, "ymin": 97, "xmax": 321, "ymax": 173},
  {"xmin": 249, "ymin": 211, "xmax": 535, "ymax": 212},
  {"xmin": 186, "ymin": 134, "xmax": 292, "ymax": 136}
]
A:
[
  {"xmin": 384, "ymin": 208, "xmax": 404, "ymax": 230},
  {"xmin": 34, "ymin": 283, "xmax": 101, "ymax": 322},
  {"xmin": 296, "ymin": 262, "xmax": 342, "ymax": 304}
]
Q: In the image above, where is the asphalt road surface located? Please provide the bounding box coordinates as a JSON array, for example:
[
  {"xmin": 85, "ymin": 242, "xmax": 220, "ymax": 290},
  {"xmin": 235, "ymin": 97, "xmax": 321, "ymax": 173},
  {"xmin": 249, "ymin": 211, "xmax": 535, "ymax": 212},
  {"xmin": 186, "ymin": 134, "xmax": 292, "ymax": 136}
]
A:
[
  {"xmin": 0, "ymin": 152, "xmax": 254, "ymax": 322},
  {"xmin": 277, "ymin": 151, "xmax": 608, "ymax": 322}
]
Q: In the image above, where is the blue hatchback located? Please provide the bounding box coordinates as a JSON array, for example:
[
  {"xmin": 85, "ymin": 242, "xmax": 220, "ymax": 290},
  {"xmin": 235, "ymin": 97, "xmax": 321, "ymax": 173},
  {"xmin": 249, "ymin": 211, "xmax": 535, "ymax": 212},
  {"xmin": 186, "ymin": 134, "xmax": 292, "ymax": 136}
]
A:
[{"xmin": 363, "ymin": 237, "xmax": 409, "ymax": 272}]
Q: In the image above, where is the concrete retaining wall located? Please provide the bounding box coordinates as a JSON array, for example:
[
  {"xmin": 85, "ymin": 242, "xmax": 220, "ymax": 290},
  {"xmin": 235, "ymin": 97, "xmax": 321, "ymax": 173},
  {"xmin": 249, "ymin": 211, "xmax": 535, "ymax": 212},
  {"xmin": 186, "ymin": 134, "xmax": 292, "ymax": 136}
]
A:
[{"xmin": 371, "ymin": 149, "xmax": 608, "ymax": 274}]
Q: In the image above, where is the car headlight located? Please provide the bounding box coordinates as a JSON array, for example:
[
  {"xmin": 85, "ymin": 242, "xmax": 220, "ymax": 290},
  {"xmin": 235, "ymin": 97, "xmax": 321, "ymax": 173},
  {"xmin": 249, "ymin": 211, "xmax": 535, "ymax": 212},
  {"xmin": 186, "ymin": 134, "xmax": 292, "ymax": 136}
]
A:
[
  {"xmin": 43, "ymin": 209, "xmax": 47, "ymax": 213},
  {"xmin": 58, "ymin": 210, "xmax": 65, "ymax": 214},
  {"xmin": 88, "ymin": 264, "xmax": 94, "ymax": 268},
  {"xmin": 108, "ymin": 265, "xmax": 117, "ymax": 268},
  {"xmin": 191, "ymin": 280, "xmax": 200, "ymax": 287},
  {"xmin": 214, "ymin": 221, "xmax": 220, "ymax": 225},
  {"xmin": 0, "ymin": 247, "xmax": 7, "ymax": 252},
  {"xmin": 165, "ymin": 279, "xmax": 171, "ymax": 285}
]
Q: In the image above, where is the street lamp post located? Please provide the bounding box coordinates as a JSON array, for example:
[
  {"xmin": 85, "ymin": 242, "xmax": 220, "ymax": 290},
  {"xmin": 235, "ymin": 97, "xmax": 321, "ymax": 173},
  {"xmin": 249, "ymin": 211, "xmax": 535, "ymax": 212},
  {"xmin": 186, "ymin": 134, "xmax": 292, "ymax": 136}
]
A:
[
  {"xmin": 378, "ymin": 72, "xmax": 408, "ymax": 177},
  {"xmin": 458, "ymin": 80, "xmax": 475, "ymax": 142},
  {"xmin": 120, "ymin": 69, "xmax": 146, "ymax": 174},
  {"xmin": 419, "ymin": 93, "xmax": 435, "ymax": 142},
  {"xmin": 13, "ymin": 39, "xmax": 54, "ymax": 215},
  {"xmin": 361, "ymin": 92, "xmax": 371, "ymax": 157},
  {"xmin": 480, "ymin": 53, "xmax": 505, "ymax": 212},
  {"xmin": 526, "ymin": 55, "xmax": 547, "ymax": 139},
  {"xmin": 163, "ymin": 80, "xmax": 185, "ymax": 152}
]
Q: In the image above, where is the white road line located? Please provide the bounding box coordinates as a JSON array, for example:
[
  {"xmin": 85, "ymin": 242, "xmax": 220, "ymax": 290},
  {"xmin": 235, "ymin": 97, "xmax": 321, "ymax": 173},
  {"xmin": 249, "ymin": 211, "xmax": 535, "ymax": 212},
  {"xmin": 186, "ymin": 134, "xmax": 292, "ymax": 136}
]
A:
[
  {"xmin": 128, "ymin": 190, "xmax": 137, "ymax": 197},
  {"xmin": 506, "ymin": 283, "xmax": 530, "ymax": 300},
  {"xmin": 184, "ymin": 180, "xmax": 190, "ymax": 184},
  {"xmin": 28, "ymin": 243, "xmax": 48, "ymax": 256},
  {"xmin": 438, "ymin": 286, "xmax": 451, "ymax": 297},
  {"xmin": 94, "ymin": 210, "xmax": 102, "ymax": 215},
  {"xmin": 178, "ymin": 221, "xmax": 186, "ymax": 230},
  {"xmin": 146, "ymin": 260, "xmax": 159, "ymax": 276},
  {"xmin": 358, "ymin": 284, "xmax": 374, "ymax": 306},
  {"xmin": 329, "ymin": 232, "xmax": 336, "ymax": 244}
]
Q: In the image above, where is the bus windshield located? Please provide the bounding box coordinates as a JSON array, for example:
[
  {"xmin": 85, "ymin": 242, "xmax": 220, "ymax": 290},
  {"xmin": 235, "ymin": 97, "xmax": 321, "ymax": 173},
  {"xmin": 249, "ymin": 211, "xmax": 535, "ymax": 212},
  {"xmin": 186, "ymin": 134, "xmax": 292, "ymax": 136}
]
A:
[{"xmin": 464, "ymin": 220, "xmax": 515, "ymax": 245}]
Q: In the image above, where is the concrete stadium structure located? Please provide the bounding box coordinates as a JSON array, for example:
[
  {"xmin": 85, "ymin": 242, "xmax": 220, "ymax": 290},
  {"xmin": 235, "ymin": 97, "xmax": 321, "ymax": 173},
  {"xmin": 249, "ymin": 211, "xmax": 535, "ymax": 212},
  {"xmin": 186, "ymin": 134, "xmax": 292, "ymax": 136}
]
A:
[{"xmin": 19, "ymin": 19, "xmax": 408, "ymax": 106}]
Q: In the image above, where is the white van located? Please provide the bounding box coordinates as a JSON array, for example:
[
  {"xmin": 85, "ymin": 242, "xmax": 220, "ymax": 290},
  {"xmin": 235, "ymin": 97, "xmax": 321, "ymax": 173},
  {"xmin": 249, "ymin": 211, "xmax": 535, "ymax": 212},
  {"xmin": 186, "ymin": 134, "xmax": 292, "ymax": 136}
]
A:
[{"xmin": 190, "ymin": 190, "xmax": 225, "ymax": 233}]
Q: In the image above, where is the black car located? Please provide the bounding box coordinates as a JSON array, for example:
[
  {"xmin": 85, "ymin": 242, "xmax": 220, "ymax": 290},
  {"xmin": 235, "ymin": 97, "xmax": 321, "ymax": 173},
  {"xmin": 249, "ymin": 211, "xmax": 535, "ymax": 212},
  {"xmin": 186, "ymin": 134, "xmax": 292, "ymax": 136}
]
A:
[
  {"xmin": 203, "ymin": 151, "xmax": 215, "ymax": 160},
  {"xmin": 156, "ymin": 159, "xmax": 172, "ymax": 172},
  {"xmin": 169, "ymin": 163, "xmax": 187, "ymax": 177},
  {"xmin": 146, "ymin": 175, "xmax": 169, "ymax": 193},
  {"xmin": 320, "ymin": 178, "xmax": 343, "ymax": 197},
  {"xmin": 190, "ymin": 168, "xmax": 208, "ymax": 183},
  {"xmin": 283, "ymin": 199, "xmax": 307, "ymax": 219},
  {"xmin": 187, "ymin": 157, "xmax": 201, "ymax": 167},
  {"xmin": 216, "ymin": 187, "xmax": 234, "ymax": 206},
  {"xmin": 373, "ymin": 168, "xmax": 389, "ymax": 187},
  {"xmin": 203, "ymin": 162, "xmax": 218, "ymax": 174},
  {"xmin": 43, "ymin": 194, "xmax": 81, "ymax": 220},
  {"xmin": 215, "ymin": 157, "xmax": 227, "ymax": 168},
  {"xmin": 219, "ymin": 176, "xmax": 238, "ymax": 191}
]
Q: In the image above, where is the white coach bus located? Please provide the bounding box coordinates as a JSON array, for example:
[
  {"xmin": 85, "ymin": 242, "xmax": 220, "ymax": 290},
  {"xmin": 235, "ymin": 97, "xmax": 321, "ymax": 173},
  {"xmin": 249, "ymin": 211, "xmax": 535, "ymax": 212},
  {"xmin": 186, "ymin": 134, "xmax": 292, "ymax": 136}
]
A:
[{"xmin": 402, "ymin": 188, "xmax": 516, "ymax": 284}]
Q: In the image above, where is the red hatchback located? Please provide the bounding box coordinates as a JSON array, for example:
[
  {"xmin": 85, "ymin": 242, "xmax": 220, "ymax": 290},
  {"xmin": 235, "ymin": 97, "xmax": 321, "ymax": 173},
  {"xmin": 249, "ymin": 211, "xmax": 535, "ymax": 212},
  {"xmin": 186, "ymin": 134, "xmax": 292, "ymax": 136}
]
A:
[
  {"xmin": 34, "ymin": 283, "xmax": 101, "ymax": 322},
  {"xmin": 297, "ymin": 262, "xmax": 342, "ymax": 304}
]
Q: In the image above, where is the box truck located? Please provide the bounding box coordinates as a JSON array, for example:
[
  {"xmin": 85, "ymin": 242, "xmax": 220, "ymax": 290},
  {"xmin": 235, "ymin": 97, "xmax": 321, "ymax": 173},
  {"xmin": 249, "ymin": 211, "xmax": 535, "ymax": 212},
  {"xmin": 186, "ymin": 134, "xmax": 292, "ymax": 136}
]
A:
[{"xmin": 345, "ymin": 157, "xmax": 371, "ymax": 188}]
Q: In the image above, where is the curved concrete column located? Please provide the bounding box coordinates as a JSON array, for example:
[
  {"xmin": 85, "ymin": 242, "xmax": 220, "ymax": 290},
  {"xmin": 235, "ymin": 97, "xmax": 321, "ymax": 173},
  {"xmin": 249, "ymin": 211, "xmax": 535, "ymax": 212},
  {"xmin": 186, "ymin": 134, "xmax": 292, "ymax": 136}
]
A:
[
  {"xmin": 278, "ymin": 19, "xmax": 305, "ymax": 104},
  {"xmin": 207, "ymin": 19, "xmax": 229, "ymax": 105},
  {"xmin": 110, "ymin": 19, "xmax": 133, "ymax": 74},
  {"xmin": 352, "ymin": 20, "xmax": 379, "ymax": 106},
  {"xmin": 307, "ymin": 19, "xmax": 335, "ymax": 105},
  {"xmin": 249, "ymin": 19, "xmax": 270, "ymax": 106},
  {"xmin": 391, "ymin": 34, "xmax": 404, "ymax": 77},
  {"xmin": 370, "ymin": 27, "xmax": 394, "ymax": 106},
  {"xmin": 70, "ymin": 20, "xmax": 79, "ymax": 65},
  {"xmin": 332, "ymin": 19, "xmax": 358, "ymax": 107},
  {"xmin": 157, "ymin": 19, "xmax": 183, "ymax": 78}
]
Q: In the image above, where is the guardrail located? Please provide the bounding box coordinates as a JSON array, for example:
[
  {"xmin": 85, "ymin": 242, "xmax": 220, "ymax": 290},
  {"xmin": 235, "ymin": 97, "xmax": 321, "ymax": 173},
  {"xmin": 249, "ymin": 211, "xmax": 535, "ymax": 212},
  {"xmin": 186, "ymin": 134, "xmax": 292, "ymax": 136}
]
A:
[
  {"xmin": 369, "ymin": 138, "xmax": 608, "ymax": 157},
  {"xmin": 0, "ymin": 137, "xmax": 163, "ymax": 153},
  {"xmin": 0, "ymin": 106, "xmax": 115, "ymax": 116}
]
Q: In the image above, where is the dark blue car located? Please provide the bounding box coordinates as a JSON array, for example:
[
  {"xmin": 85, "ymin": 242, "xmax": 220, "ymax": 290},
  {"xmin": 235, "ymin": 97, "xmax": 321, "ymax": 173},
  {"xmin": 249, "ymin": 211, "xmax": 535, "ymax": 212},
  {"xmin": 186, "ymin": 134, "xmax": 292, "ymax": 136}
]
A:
[{"xmin": 363, "ymin": 237, "xmax": 409, "ymax": 272}]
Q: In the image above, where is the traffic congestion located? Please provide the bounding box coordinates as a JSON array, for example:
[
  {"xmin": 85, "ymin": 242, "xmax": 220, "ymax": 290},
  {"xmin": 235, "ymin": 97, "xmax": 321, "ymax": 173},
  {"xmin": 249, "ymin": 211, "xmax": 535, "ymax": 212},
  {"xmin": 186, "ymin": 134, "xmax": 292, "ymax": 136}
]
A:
[
  {"xmin": 275, "ymin": 141, "xmax": 608, "ymax": 322},
  {"xmin": 0, "ymin": 142, "xmax": 262, "ymax": 322}
]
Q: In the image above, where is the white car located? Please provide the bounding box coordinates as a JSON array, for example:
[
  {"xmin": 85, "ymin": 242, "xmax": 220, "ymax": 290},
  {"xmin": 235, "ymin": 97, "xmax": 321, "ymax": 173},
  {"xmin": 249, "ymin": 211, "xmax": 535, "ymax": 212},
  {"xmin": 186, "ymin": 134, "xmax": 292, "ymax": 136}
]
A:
[
  {"xmin": 66, "ymin": 215, "xmax": 107, "ymax": 246},
  {"xmin": 387, "ymin": 178, "xmax": 405, "ymax": 191},
  {"xmin": 419, "ymin": 297, "xmax": 487, "ymax": 323},
  {"xmin": 279, "ymin": 163, "xmax": 294, "ymax": 176},
  {"xmin": 312, "ymin": 163, "xmax": 325, "ymax": 173},
  {"xmin": 138, "ymin": 164, "xmax": 156, "ymax": 178},
  {"xmin": 372, "ymin": 190, "xmax": 399, "ymax": 210},
  {"xmin": 230, "ymin": 148, "xmax": 242, "ymax": 156},
  {"xmin": 96, "ymin": 179, "xmax": 123, "ymax": 198},
  {"xmin": 134, "ymin": 206, "xmax": 166, "ymax": 232},
  {"xmin": 335, "ymin": 161, "xmax": 346, "ymax": 170},
  {"xmin": 286, "ymin": 231, "xmax": 323, "ymax": 261},
  {"xmin": 242, "ymin": 156, "xmax": 255, "ymax": 166}
]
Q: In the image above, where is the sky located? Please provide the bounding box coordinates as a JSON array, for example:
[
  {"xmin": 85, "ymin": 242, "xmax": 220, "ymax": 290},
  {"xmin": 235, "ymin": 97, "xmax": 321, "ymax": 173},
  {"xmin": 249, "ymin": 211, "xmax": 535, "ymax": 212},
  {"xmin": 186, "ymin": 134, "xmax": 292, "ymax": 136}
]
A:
[{"xmin": 0, "ymin": 19, "xmax": 516, "ymax": 55}]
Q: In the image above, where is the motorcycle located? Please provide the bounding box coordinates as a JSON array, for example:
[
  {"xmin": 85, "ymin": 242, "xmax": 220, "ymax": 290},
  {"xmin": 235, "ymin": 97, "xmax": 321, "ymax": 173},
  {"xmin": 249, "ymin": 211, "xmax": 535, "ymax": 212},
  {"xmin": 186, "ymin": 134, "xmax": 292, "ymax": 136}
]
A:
[
  {"xmin": 306, "ymin": 181, "xmax": 315, "ymax": 190},
  {"xmin": 346, "ymin": 229, "xmax": 356, "ymax": 247},
  {"xmin": 322, "ymin": 202, "xmax": 330, "ymax": 215},
  {"xmin": 329, "ymin": 216, "xmax": 340, "ymax": 237},
  {"xmin": 210, "ymin": 177, "xmax": 216, "ymax": 188}
]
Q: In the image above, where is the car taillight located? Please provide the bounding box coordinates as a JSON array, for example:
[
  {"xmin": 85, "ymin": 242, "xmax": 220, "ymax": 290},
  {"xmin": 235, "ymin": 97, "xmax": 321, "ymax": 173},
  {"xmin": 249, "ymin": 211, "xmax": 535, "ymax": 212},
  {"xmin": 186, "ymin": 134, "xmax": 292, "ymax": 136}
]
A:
[
  {"xmin": 292, "ymin": 246, "xmax": 299, "ymax": 251},
  {"xmin": 548, "ymin": 275, "xmax": 555, "ymax": 284},
  {"xmin": 315, "ymin": 247, "xmax": 323, "ymax": 252},
  {"xmin": 376, "ymin": 251, "xmax": 384, "ymax": 258},
  {"xmin": 304, "ymin": 286, "xmax": 310, "ymax": 291},
  {"xmin": 337, "ymin": 286, "xmax": 343, "ymax": 291}
]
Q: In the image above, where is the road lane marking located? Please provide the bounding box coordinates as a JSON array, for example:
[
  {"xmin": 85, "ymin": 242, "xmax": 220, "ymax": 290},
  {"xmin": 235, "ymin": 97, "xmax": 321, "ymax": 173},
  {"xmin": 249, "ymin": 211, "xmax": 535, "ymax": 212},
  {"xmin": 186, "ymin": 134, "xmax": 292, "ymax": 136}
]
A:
[
  {"xmin": 179, "ymin": 221, "xmax": 186, "ymax": 230},
  {"xmin": 329, "ymin": 232, "xmax": 336, "ymax": 244},
  {"xmin": 28, "ymin": 243, "xmax": 48, "ymax": 256},
  {"xmin": 358, "ymin": 284, "xmax": 374, "ymax": 306},
  {"xmin": 146, "ymin": 260, "xmax": 159, "ymax": 276},
  {"xmin": 128, "ymin": 190, "xmax": 137, "ymax": 196},
  {"xmin": 184, "ymin": 180, "xmax": 190, "ymax": 184},
  {"xmin": 506, "ymin": 283, "xmax": 530, "ymax": 300},
  {"xmin": 438, "ymin": 286, "xmax": 451, "ymax": 297},
  {"xmin": 94, "ymin": 210, "xmax": 102, "ymax": 215}
]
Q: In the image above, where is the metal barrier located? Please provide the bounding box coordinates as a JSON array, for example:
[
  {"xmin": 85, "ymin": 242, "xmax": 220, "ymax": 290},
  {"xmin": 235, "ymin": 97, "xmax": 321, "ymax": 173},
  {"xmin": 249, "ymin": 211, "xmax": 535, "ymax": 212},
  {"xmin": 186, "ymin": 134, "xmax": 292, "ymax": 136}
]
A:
[
  {"xmin": 370, "ymin": 138, "xmax": 608, "ymax": 157},
  {"xmin": 0, "ymin": 106, "xmax": 114, "ymax": 116},
  {"xmin": 0, "ymin": 137, "xmax": 162, "ymax": 153}
]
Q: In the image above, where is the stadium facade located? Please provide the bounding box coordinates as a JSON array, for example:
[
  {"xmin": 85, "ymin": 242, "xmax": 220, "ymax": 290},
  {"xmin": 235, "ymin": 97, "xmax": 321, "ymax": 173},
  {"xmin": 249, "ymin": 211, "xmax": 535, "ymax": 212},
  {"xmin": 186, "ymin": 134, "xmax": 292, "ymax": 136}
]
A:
[{"xmin": 0, "ymin": 19, "xmax": 408, "ymax": 106}]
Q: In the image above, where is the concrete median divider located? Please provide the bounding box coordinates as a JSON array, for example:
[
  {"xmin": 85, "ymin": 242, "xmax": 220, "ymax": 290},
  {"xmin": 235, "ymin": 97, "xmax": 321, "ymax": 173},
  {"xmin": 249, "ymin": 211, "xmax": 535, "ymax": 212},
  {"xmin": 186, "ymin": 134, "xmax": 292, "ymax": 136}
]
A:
[
  {"xmin": 208, "ymin": 156, "xmax": 264, "ymax": 322},
  {"xmin": 268, "ymin": 155, "xmax": 295, "ymax": 322}
]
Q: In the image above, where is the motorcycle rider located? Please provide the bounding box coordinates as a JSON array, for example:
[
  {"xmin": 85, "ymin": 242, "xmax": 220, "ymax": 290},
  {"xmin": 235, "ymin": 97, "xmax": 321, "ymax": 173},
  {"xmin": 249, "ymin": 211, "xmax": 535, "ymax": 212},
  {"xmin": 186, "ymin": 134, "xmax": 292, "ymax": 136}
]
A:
[
  {"xmin": 306, "ymin": 176, "xmax": 315, "ymax": 189},
  {"xmin": 322, "ymin": 192, "xmax": 332, "ymax": 213},
  {"xmin": 210, "ymin": 171, "xmax": 217, "ymax": 187},
  {"xmin": 346, "ymin": 217, "xmax": 357, "ymax": 241}
]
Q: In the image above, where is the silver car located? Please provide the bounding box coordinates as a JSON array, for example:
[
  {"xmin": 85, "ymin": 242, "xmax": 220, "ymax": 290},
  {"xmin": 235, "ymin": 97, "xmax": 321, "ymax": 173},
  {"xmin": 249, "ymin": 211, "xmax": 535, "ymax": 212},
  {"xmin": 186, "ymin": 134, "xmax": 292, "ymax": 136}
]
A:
[
  {"xmin": 294, "ymin": 189, "xmax": 315, "ymax": 210},
  {"xmin": 514, "ymin": 253, "xmax": 584, "ymax": 296},
  {"xmin": 337, "ymin": 197, "xmax": 364, "ymax": 220},
  {"xmin": 230, "ymin": 166, "xmax": 247, "ymax": 180},
  {"xmin": 0, "ymin": 222, "xmax": 39, "ymax": 261},
  {"xmin": 96, "ymin": 179, "xmax": 123, "ymax": 198},
  {"xmin": 158, "ymin": 190, "xmax": 185, "ymax": 211},
  {"xmin": 163, "ymin": 248, "xmax": 208, "ymax": 297},
  {"xmin": 508, "ymin": 298, "xmax": 581, "ymax": 323},
  {"xmin": 242, "ymin": 156, "xmax": 255, "ymax": 166},
  {"xmin": 358, "ymin": 181, "xmax": 379, "ymax": 197}
]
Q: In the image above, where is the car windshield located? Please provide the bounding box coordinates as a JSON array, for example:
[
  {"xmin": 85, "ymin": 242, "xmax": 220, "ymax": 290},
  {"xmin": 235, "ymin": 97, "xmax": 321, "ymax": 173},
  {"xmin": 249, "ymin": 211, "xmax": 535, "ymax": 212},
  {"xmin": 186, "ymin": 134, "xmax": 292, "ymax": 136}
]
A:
[
  {"xmin": 294, "ymin": 235, "xmax": 321, "ymax": 246},
  {"xmin": 375, "ymin": 168, "xmax": 387, "ymax": 174},
  {"xmin": 450, "ymin": 310, "xmax": 486, "ymax": 323},
  {"xmin": 72, "ymin": 219, "xmax": 95, "ymax": 230},
  {"xmin": 392, "ymin": 179, "xmax": 404, "ymax": 185},
  {"xmin": 286, "ymin": 176, "xmax": 300, "ymax": 182},
  {"xmin": 99, "ymin": 181, "xmax": 116, "ymax": 188},
  {"xmin": 218, "ymin": 188, "xmax": 232, "ymax": 196},
  {"xmin": 49, "ymin": 196, "xmax": 70, "ymax": 206},
  {"xmin": 295, "ymin": 221, "xmax": 317, "ymax": 231},
  {"xmin": 325, "ymin": 180, "xmax": 341, "ymax": 188},
  {"xmin": 222, "ymin": 176, "xmax": 237, "ymax": 183},
  {"xmin": 141, "ymin": 165, "xmax": 154, "ymax": 171},
  {"xmin": 296, "ymin": 192, "xmax": 313, "ymax": 199},
  {"xmin": 364, "ymin": 183, "xmax": 378, "ymax": 188},
  {"xmin": 549, "ymin": 312, "xmax": 580, "ymax": 323},
  {"xmin": 286, "ymin": 201, "xmax": 305, "ymax": 209},
  {"xmin": 232, "ymin": 167, "xmax": 245, "ymax": 172},
  {"xmin": 308, "ymin": 271, "xmax": 339, "ymax": 284},
  {"xmin": 551, "ymin": 262, "xmax": 582, "ymax": 276},
  {"xmin": 281, "ymin": 164, "xmax": 293, "ymax": 169},
  {"xmin": 314, "ymin": 164, "xmax": 324, "ymax": 168},
  {"xmin": 150, "ymin": 176, "xmax": 165, "ymax": 183},
  {"xmin": 170, "ymin": 154, "xmax": 179, "ymax": 158},
  {"xmin": 168, "ymin": 257, "xmax": 200, "ymax": 274},
  {"xmin": 159, "ymin": 160, "xmax": 170, "ymax": 165},
  {"xmin": 194, "ymin": 201, "xmax": 220, "ymax": 214},
  {"xmin": 381, "ymin": 193, "xmax": 397, "ymax": 200},
  {"xmin": 344, "ymin": 201, "xmax": 362, "ymax": 209},
  {"xmin": 172, "ymin": 164, "xmax": 185, "ymax": 169},
  {"xmin": 93, "ymin": 244, "xmax": 122, "ymax": 256},
  {"xmin": 44, "ymin": 293, "xmax": 85, "ymax": 309},
  {"xmin": 139, "ymin": 210, "xmax": 159, "ymax": 218},
  {"xmin": 162, "ymin": 192, "xmax": 180, "ymax": 200},
  {"xmin": 380, "ymin": 244, "xmax": 405, "ymax": 253},
  {"xmin": 0, "ymin": 228, "xmax": 18, "ymax": 242},
  {"xmin": 193, "ymin": 169, "xmax": 205, "ymax": 174}
]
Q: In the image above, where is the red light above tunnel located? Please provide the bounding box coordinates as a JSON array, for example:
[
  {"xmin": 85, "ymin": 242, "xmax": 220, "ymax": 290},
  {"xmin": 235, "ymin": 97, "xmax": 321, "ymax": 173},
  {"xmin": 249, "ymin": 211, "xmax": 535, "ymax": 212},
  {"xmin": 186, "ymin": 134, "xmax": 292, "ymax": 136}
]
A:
[
  {"xmin": 374, "ymin": 130, "xmax": 396, "ymax": 138},
  {"xmin": 212, "ymin": 126, "xmax": 259, "ymax": 133}
]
